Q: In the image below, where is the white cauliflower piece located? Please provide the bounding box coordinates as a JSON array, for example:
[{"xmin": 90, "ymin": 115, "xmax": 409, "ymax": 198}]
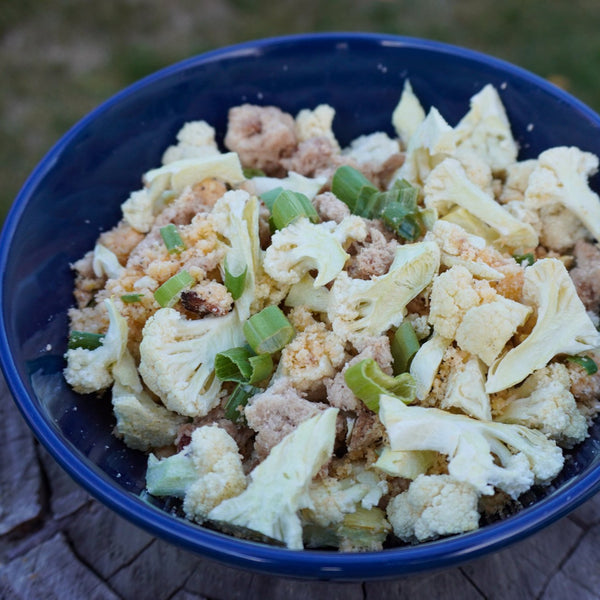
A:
[
  {"xmin": 139, "ymin": 308, "xmax": 245, "ymax": 417},
  {"xmin": 524, "ymin": 146, "xmax": 600, "ymax": 247},
  {"xmin": 264, "ymin": 216, "xmax": 366, "ymax": 287},
  {"xmin": 295, "ymin": 104, "xmax": 340, "ymax": 149},
  {"xmin": 380, "ymin": 395, "xmax": 564, "ymax": 498},
  {"xmin": 279, "ymin": 321, "xmax": 346, "ymax": 391},
  {"xmin": 121, "ymin": 172, "xmax": 171, "ymax": 233},
  {"xmin": 92, "ymin": 243, "xmax": 125, "ymax": 280},
  {"xmin": 111, "ymin": 349, "xmax": 186, "ymax": 451},
  {"xmin": 441, "ymin": 353, "xmax": 491, "ymax": 421},
  {"xmin": 427, "ymin": 220, "xmax": 505, "ymax": 280},
  {"xmin": 387, "ymin": 474, "xmax": 480, "ymax": 542},
  {"xmin": 161, "ymin": 120, "xmax": 220, "ymax": 164},
  {"xmin": 389, "ymin": 107, "xmax": 457, "ymax": 187},
  {"xmin": 453, "ymin": 84, "xmax": 519, "ymax": 173},
  {"xmin": 247, "ymin": 171, "xmax": 327, "ymax": 200},
  {"xmin": 410, "ymin": 333, "xmax": 452, "ymax": 401},
  {"xmin": 208, "ymin": 407, "xmax": 339, "ymax": 550},
  {"xmin": 64, "ymin": 298, "xmax": 128, "ymax": 394},
  {"xmin": 424, "ymin": 157, "xmax": 538, "ymax": 251},
  {"xmin": 391, "ymin": 79, "xmax": 426, "ymax": 145},
  {"xmin": 486, "ymin": 258, "xmax": 600, "ymax": 393},
  {"xmin": 144, "ymin": 152, "xmax": 245, "ymax": 195},
  {"xmin": 328, "ymin": 241, "xmax": 440, "ymax": 345},
  {"xmin": 374, "ymin": 448, "xmax": 438, "ymax": 479},
  {"xmin": 145, "ymin": 425, "xmax": 246, "ymax": 522},
  {"xmin": 342, "ymin": 132, "xmax": 400, "ymax": 171},
  {"xmin": 495, "ymin": 363, "xmax": 588, "ymax": 447},
  {"xmin": 456, "ymin": 296, "xmax": 532, "ymax": 366},
  {"xmin": 499, "ymin": 159, "xmax": 538, "ymax": 204},
  {"xmin": 428, "ymin": 265, "xmax": 492, "ymax": 339}
]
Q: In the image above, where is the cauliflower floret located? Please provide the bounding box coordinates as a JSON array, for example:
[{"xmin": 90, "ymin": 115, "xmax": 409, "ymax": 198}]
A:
[
  {"xmin": 441, "ymin": 352, "xmax": 491, "ymax": 421},
  {"xmin": 328, "ymin": 241, "xmax": 440, "ymax": 346},
  {"xmin": 410, "ymin": 333, "xmax": 452, "ymax": 401},
  {"xmin": 139, "ymin": 308, "xmax": 245, "ymax": 417},
  {"xmin": 424, "ymin": 157, "xmax": 538, "ymax": 252},
  {"xmin": 389, "ymin": 107, "xmax": 457, "ymax": 187},
  {"xmin": 456, "ymin": 295, "xmax": 532, "ymax": 366},
  {"xmin": 161, "ymin": 121, "xmax": 220, "ymax": 164},
  {"xmin": 279, "ymin": 321, "xmax": 346, "ymax": 392},
  {"xmin": 453, "ymin": 84, "xmax": 519, "ymax": 173},
  {"xmin": 342, "ymin": 132, "xmax": 401, "ymax": 174},
  {"xmin": 427, "ymin": 265, "xmax": 495, "ymax": 339},
  {"xmin": 294, "ymin": 104, "xmax": 340, "ymax": 150},
  {"xmin": 146, "ymin": 425, "xmax": 246, "ymax": 522},
  {"xmin": 495, "ymin": 363, "xmax": 588, "ymax": 448},
  {"xmin": 264, "ymin": 216, "xmax": 367, "ymax": 288},
  {"xmin": 208, "ymin": 408, "xmax": 339, "ymax": 550},
  {"xmin": 486, "ymin": 258, "xmax": 600, "ymax": 393},
  {"xmin": 64, "ymin": 298, "xmax": 128, "ymax": 394},
  {"xmin": 391, "ymin": 79, "xmax": 426, "ymax": 146},
  {"xmin": 524, "ymin": 146, "xmax": 600, "ymax": 248},
  {"xmin": 92, "ymin": 243, "xmax": 125, "ymax": 280},
  {"xmin": 380, "ymin": 394, "xmax": 565, "ymax": 499},
  {"xmin": 387, "ymin": 474, "xmax": 480, "ymax": 542},
  {"xmin": 499, "ymin": 160, "xmax": 538, "ymax": 204},
  {"xmin": 246, "ymin": 171, "xmax": 326, "ymax": 200}
]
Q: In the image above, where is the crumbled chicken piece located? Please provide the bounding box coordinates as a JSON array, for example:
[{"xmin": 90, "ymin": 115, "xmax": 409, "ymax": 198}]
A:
[
  {"xmin": 346, "ymin": 408, "xmax": 386, "ymax": 461},
  {"xmin": 244, "ymin": 378, "xmax": 328, "ymax": 460},
  {"xmin": 569, "ymin": 240, "xmax": 600, "ymax": 313},
  {"xmin": 567, "ymin": 352, "xmax": 600, "ymax": 418},
  {"xmin": 224, "ymin": 104, "xmax": 297, "ymax": 176},
  {"xmin": 347, "ymin": 224, "xmax": 399, "ymax": 280},
  {"xmin": 281, "ymin": 136, "xmax": 343, "ymax": 178},
  {"xmin": 312, "ymin": 191, "xmax": 351, "ymax": 224}
]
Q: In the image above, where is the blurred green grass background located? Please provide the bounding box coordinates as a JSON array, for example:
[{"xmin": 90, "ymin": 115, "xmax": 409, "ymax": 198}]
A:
[{"xmin": 2, "ymin": 0, "xmax": 600, "ymax": 224}]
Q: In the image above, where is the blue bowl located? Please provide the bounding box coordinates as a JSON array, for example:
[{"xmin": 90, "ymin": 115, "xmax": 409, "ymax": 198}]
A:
[{"xmin": 1, "ymin": 33, "xmax": 600, "ymax": 580}]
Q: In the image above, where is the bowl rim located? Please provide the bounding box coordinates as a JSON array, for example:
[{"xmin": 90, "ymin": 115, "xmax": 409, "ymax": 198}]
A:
[{"xmin": 1, "ymin": 31, "xmax": 600, "ymax": 580}]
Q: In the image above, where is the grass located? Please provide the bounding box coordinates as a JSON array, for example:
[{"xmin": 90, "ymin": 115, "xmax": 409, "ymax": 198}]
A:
[{"xmin": 2, "ymin": 0, "xmax": 600, "ymax": 223}]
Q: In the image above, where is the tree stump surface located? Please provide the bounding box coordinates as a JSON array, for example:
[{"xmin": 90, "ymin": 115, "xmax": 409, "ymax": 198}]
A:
[{"xmin": 1, "ymin": 372, "xmax": 599, "ymax": 600}]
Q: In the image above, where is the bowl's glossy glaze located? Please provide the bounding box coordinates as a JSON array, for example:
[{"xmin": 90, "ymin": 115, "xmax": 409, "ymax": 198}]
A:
[{"xmin": 1, "ymin": 33, "xmax": 599, "ymax": 580}]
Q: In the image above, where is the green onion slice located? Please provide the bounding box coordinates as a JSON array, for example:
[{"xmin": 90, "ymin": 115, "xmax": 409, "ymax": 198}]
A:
[
  {"xmin": 224, "ymin": 383, "xmax": 260, "ymax": 424},
  {"xmin": 513, "ymin": 253, "xmax": 535, "ymax": 266},
  {"xmin": 224, "ymin": 256, "xmax": 247, "ymax": 301},
  {"xmin": 391, "ymin": 321, "xmax": 420, "ymax": 375},
  {"xmin": 566, "ymin": 355, "xmax": 598, "ymax": 375},
  {"xmin": 260, "ymin": 187, "xmax": 284, "ymax": 211},
  {"xmin": 243, "ymin": 305, "xmax": 295, "ymax": 354},
  {"xmin": 121, "ymin": 293, "xmax": 144, "ymax": 303},
  {"xmin": 344, "ymin": 358, "xmax": 416, "ymax": 412},
  {"xmin": 160, "ymin": 224, "xmax": 186, "ymax": 254},
  {"xmin": 215, "ymin": 346, "xmax": 273, "ymax": 384},
  {"xmin": 243, "ymin": 167, "xmax": 266, "ymax": 178},
  {"xmin": 154, "ymin": 270, "xmax": 194, "ymax": 308},
  {"xmin": 331, "ymin": 165, "xmax": 378, "ymax": 212},
  {"xmin": 68, "ymin": 331, "xmax": 105, "ymax": 351},
  {"xmin": 271, "ymin": 190, "xmax": 320, "ymax": 229}
]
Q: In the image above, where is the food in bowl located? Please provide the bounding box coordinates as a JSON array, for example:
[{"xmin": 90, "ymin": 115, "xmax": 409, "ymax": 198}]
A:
[{"xmin": 63, "ymin": 79, "xmax": 600, "ymax": 551}]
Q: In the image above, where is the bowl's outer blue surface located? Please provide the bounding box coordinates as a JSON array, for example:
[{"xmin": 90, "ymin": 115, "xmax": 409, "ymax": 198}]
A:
[{"xmin": 1, "ymin": 32, "xmax": 600, "ymax": 580}]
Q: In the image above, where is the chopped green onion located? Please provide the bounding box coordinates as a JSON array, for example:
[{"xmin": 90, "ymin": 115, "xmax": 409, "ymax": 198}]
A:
[
  {"xmin": 224, "ymin": 383, "xmax": 260, "ymax": 423},
  {"xmin": 331, "ymin": 165, "xmax": 378, "ymax": 212},
  {"xmin": 154, "ymin": 270, "xmax": 194, "ymax": 308},
  {"xmin": 513, "ymin": 253, "xmax": 535, "ymax": 266},
  {"xmin": 160, "ymin": 224, "xmax": 186, "ymax": 254},
  {"xmin": 391, "ymin": 321, "xmax": 420, "ymax": 374},
  {"xmin": 344, "ymin": 358, "xmax": 416, "ymax": 412},
  {"xmin": 121, "ymin": 293, "xmax": 144, "ymax": 303},
  {"xmin": 271, "ymin": 190, "xmax": 320, "ymax": 229},
  {"xmin": 224, "ymin": 256, "xmax": 247, "ymax": 301},
  {"xmin": 243, "ymin": 167, "xmax": 266, "ymax": 178},
  {"xmin": 68, "ymin": 331, "xmax": 105, "ymax": 351},
  {"xmin": 243, "ymin": 305, "xmax": 295, "ymax": 354},
  {"xmin": 215, "ymin": 346, "xmax": 273, "ymax": 384},
  {"xmin": 260, "ymin": 186, "xmax": 284, "ymax": 211},
  {"xmin": 566, "ymin": 355, "xmax": 598, "ymax": 375}
]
